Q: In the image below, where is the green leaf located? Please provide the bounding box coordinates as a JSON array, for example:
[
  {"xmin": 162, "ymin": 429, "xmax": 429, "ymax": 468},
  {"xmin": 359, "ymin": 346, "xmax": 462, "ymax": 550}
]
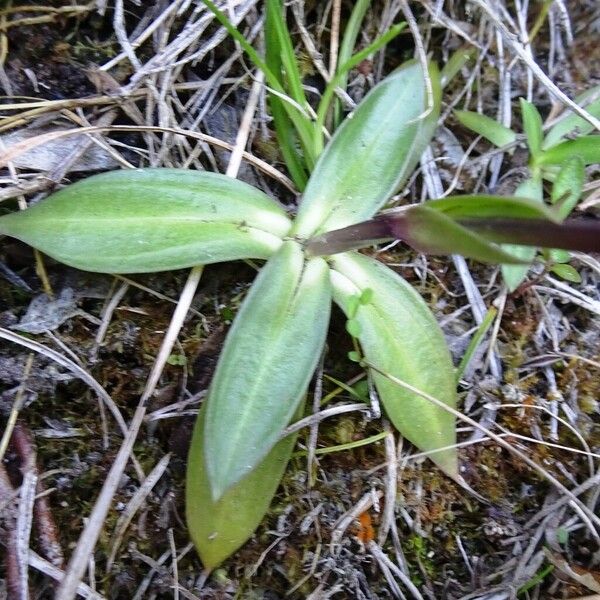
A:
[
  {"xmin": 314, "ymin": 23, "xmax": 407, "ymax": 154},
  {"xmin": 0, "ymin": 169, "xmax": 291, "ymax": 273},
  {"xmin": 543, "ymin": 85, "xmax": 600, "ymax": 149},
  {"xmin": 536, "ymin": 135, "xmax": 600, "ymax": 166},
  {"xmin": 548, "ymin": 248, "xmax": 570, "ymax": 263},
  {"xmin": 425, "ymin": 191, "xmax": 557, "ymax": 221},
  {"xmin": 330, "ymin": 252, "xmax": 458, "ymax": 478},
  {"xmin": 551, "ymin": 155, "xmax": 585, "ymax": 219},
  {"xmin": 520, "ymin": 98, "xmax": 544, "ymax": 157},
  {"xmin": 501, "ymin": 177, "xmax": 543, "ymax": 292},
  {"xmin": 440, "ymin": 46, "xmax": 476, "ymax": 88},
  {"xmin": 454, "ymin": 110, "xmax": 516, "ymax": 147},
  {"xmin": 348, "ymin": 350, "xmax": 361, "ymax": 362},
  {"xmin": 203, "ymin": 241, "xmax": 331, "ymax": 500},
  {"xmin": 332, "ymin": 0, "xmax": 371, "ymax": 127},
  {"xmin": 186, "ymin": 404, "xmax": 299, "ymax": 569},
  {"xmin": 292, "ymin": 60, "xmax": 441, "ymax": 237},
  {"xmin": 202, "ymin": 0, "xmax": 317, "ymax": 171},
  {"xmin": 400, "ymin": 206, "xmax": 531, "ymax": 264},
  {"xmin": 346, "ymin": 318, "xmax": 362, "ymax": 337},
  {"xmin": 265, "ymin": 0, "xmax": 312, "ymax": 187},
  {"xmin": 549, "ymin": 263, "xmax": 581, "ymax": 283}
]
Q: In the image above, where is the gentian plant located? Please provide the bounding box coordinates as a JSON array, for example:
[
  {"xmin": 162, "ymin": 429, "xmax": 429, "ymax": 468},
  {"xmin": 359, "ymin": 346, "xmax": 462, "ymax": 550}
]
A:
[{"xmin": 1, "ymin": 59, "xmax": 599, "ymax": 569}]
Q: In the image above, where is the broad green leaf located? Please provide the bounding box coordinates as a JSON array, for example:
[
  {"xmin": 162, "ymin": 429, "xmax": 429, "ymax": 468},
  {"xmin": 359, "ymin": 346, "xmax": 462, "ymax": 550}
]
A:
[
  {"xmin": 330, "ymin": 252, "xmax": 457, "ymax": 478},
  {"xmin": 454, "ymin": 110, "xmax": 516, "ymax": 148},
  {"xmin": 543, "ymin": 85, "xmax": 600, "ymax": 149},
  {"xmin": 548, "ymin": 248, "xmax": 570, "ymax": 263},
  {"xmin": 520, "ymin": 98, "xmax": 544, "ymax": 157},
  {"xmin": 0, "ymin": 169, "xmax": 291, "ymax": 273},
  {"xmin": 501, "ymin": 178, "xmax": 543, "ymax": 292},
  {"xmin": 292, "ymin": 61, "xmax": 441, "ymax": 237},
  {"xmin": 204, "ymin": 241, "xmax": 331, "ymax": 500},
  {"xmin": 187, "ymin": 404, "xmax": 299, "ymax": 569},
  {"xmin": 551, "ymin": 155, "xmax": 585, "ymax": 219},
  {"xmin": 536, "ymin": 135, "xmax": 600, "ymax": 166}
]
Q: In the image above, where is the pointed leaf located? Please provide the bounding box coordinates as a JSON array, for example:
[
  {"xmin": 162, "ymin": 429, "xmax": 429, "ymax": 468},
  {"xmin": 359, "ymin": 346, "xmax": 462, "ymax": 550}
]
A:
[
  {"xmin": 501, "ymin": 177, "xmax": 543, "ymax": 291},
  {"xmin": 520, "ymin": 98, "xmax": 544, "ymax": 157},
  {"xmin": 536, "ymin": 135, "xmax": 600, "ymax": 166},
  {"xmin": 424, "ymin": 191, "xmax": 557, "ymax": 221},
  {"xmin": 187, "ymin": 404, "xmax": 299, "ymax": 569},
  {"xmin": 397, "ymin": 206, "xmax": 531, "ymax": 264},
  {"xmin": 543, "ymin": 85, "xmax": 600, "ymax": 149},
  {"xmin": 204, "ymin": 241, "xmax": 331, "ymax": 499},
  {"xmin": 551, "ymin": 155, "xmax": 585, "ymax": 219},
  {"xmin": 330, "ymin": 252, "xmax": 457, "ymax": 477},
  {"xmin": 292, "ymin": 61, "xmax": 441, "ymax": 237},
  {"xmin": 0, "ymin": 169, "xmax": 291, "ymax": 273},
  {"xmin": 454, "ymin": 109, "xmax": 516, "ymax": 148},
  {"xmin": 550, "ymin": 263, "xmax": 581, "ymax": 283}
]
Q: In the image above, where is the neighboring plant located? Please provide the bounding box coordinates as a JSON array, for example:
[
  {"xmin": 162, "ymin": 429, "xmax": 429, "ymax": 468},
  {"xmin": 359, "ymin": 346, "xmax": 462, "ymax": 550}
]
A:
[
  {"xmin": 2, "ymin": 5, "xmax": 600, "ymax": 570},
  {"xmin": 455, "ymin": 89, "xmax": 600, "ymax": 289}
]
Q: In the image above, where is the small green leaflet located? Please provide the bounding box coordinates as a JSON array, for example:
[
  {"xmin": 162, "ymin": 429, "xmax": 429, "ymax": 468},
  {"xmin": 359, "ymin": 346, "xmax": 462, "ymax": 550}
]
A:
[{"xmin": 454, "ymin": 109, "xmax": 516, "ymax": 148}]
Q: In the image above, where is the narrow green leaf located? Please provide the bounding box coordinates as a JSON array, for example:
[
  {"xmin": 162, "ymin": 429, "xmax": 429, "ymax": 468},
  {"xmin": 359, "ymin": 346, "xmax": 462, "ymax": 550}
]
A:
[
  {"xmin": 204, "ymin": 241, "xmax": 331, "ymax": 500},
  {"xmin": 543, "ymin": 85, "xmax": 600, "ymax": 149},
  {"xmin": 440, "ymin": 46, "xmax": 476, "ymax": 88},
  {"xmin": 202, "ymin": 0, "xmax": 317, "ymax": 169},
  {"xmin": 397, "ymin": 206, "xmax": 532, "ymax": 264},
  {"xmin": 520, "ymin": 98, "xmax": 544, "ymax": 157},
  {"xmin": 265, "ymin": 0, "xmax": 313, "ymax": 186},
  {"xmin": 330, "ymin": 252, "xmax": 458, "ymax": 478},
  {"xmin": 315, "ymin": 23, "xmax": 407, "ymax": 154},
  {"xmin": 551, "ymin": 155, "xmax": 585, "ymax": 219},
  {"xmin": 501, "ymin": 177, "xmax": 543, "ymax": 292},
  {"xmin": 0, "ymin": 169, "xmax": 291, "ymax": 273},
  {"xmin": 425, "ymin": 191, "xmax": 557, "ymax": 222},
  {"xmin": 332, "ymin": 0, "xmax": 371, "ymax": 127},
  {"xmin": 292, "ymin": 60, "xmax": 441, "ymax": 237},
  {"xmin": 186, "ymin": 404, "xmax": 299, "ymax": 569},
  {"xmin": 536, "ymin": 135, "xmax": 600, "ymax": 166},
  {"xmin": 455, "ymin": 306, "xmax": 497, "ymax": 383},
  {"xmin": 265, "ymin": 0, "xmax": 308, "ymax": 110},
  {"xmin": 454, "ymin": 110, "xmax": 516, "ymax": 147}
]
